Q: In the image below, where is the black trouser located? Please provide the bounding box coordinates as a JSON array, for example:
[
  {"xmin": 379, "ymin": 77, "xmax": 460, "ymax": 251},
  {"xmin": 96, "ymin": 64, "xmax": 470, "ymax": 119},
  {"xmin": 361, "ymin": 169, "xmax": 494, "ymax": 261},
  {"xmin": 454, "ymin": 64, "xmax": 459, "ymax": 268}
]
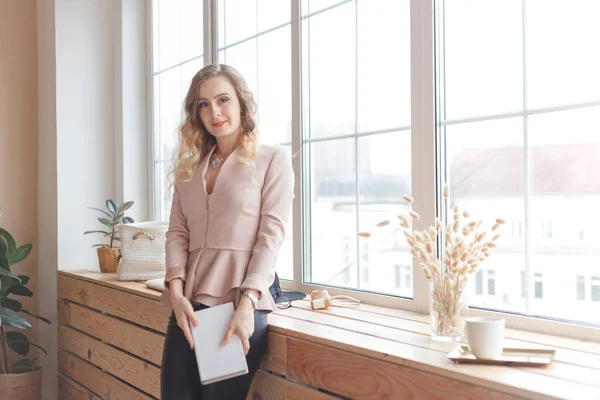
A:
[{"xmin": 160, "ymin": 303, "xmax": 269, "ymax": 400}]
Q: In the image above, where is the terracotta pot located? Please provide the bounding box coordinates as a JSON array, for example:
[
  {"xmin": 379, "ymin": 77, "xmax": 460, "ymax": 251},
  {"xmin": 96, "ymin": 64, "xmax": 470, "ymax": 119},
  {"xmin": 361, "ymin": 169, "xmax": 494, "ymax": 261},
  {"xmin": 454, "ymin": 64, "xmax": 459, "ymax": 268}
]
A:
[
  {"xmin": 0, "ymin": 368, "xmax": 43, "ymax": 400},
  {"xmin": 97, "ymin": 247, "xmax": 121, "ymax": 273}
]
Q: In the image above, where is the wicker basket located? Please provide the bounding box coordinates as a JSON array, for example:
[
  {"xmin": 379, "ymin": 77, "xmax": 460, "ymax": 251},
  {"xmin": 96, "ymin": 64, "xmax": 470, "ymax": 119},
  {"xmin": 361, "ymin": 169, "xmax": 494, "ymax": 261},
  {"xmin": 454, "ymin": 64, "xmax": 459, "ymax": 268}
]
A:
[
  {"xmin": 117, "ymin": 221, "xmax": 168, "ymax": 281},
  {"xmin": 97, "ymin": 247, "xmax": 121, "ymax": 273}
]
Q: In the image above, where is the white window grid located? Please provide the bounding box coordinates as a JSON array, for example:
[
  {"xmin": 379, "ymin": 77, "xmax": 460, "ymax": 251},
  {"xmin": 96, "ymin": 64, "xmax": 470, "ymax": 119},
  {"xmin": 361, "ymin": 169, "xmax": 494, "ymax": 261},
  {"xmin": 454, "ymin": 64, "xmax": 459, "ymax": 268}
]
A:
[
  {"xmin": 434, "ymin": 0, "xmax": 600, "ymax": 339},
  {"xmin": 150, "ymin": 0, "xmax": 208, "ymax": 222},
  {"xmin": 148, "ymin": 0, "xmax": 600, "ymax": 341}
]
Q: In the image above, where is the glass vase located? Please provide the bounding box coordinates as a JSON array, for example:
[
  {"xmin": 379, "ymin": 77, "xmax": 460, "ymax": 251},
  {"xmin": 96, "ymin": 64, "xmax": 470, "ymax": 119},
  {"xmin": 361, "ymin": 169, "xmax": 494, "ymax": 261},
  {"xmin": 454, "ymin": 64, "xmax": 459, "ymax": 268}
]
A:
[{"xmin": 429, "ymin": 280, "xmax": 468, "ymax": 342}]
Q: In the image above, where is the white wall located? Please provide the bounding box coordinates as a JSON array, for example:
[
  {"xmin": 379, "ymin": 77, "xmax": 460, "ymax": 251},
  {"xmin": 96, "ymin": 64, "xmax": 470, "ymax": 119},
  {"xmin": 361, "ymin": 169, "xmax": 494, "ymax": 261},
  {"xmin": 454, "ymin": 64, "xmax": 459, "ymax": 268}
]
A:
[
  {"xmin": 55, "ymin": 0, "xmax": 118, "ymax": 269},
  {"xmin": 119, "ymin": 0, "xmax": 150, "ymax": 220},
  {"xmin": 37, "ymin": 1, "xmax": 149, "ymax": 398}
]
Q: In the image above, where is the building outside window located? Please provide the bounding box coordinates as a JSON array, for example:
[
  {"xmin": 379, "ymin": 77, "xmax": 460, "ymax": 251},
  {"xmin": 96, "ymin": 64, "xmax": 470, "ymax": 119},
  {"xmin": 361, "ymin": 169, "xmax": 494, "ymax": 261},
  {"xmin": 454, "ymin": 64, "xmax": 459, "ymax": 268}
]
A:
[
  {"xmin": 592, "ymin": 276, "xmax": 600, "ymax": 302},
  {"xmin": 534, "ymin": 272, "xmax": 543, "ymax": 299},
  {"xmin": 577, "ymin": 276, "xmax": 585, "ymax": 301},
  {"xmin": 487, "ymin": 270, "xmax": 496, "ymax": 296}
]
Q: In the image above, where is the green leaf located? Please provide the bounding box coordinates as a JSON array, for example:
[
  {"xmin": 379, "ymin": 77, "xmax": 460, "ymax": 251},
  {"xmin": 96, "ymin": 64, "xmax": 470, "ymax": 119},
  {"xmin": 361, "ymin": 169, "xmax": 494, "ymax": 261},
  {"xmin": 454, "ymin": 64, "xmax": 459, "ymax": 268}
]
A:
[
  {"xmin": 21, "ymin": 309, "xmax": 51, "ymax": 324},
  {"xmin": 1, "ymin": 298, "xmax": 22, "ymax": 312},
  {"xmin": 9, "ymin": 284, "xmax": 33, "ymax": 297},
  {"xmin": 83, "ymin": 230, "xmax": 110, "ymax": 236},
  {"xmin": 122, "ymin": 216, "xmax": 134, "ymax": 224},
  {"xmin": 98, "ymin": 218, "xmax": 115, "ymax": 227},
  {"xmin": 22, "ymin": 341, "xmax": 47, "ymax": 355},
  {"xmin": 0, "ymin": 276, "xmax": 20, "ymax": 296},
  {"xmin": 116, "ymin": 201, "xmax": 134, "ymax": 215},
  {"xmin": 0, "ymin": 234, "xmax": 8, "ymax": 259},
  {"xmin": 8, "ymin": 244, "xmax": 31, "ymax": 266},
  {"xmin": 0, "ymin": 229, "xmax": 16, "ymax": 255},
  {"xmin": 17, "ymin": 275, "xmax": 29, "ymax": 285},
  {"xmin": 0, "ymin": 256, "xmax": 9, "ymax": 271},
  {"xmin": 87, "ymin": 206, "xmax": 112, "ymax": 218},
  {"xmin": 11, "ymin": 358, "xmax": 38, "ymax": 373},
  {"xmin": 7, "ymin": 331, "xmax": 30, "ymax": 355},
  {"xmin": 106, "ymin": 199, "xmax": 117, "ymax": 213},
  {"xmin": 0, "ymin": 307, "xmax": 32, "ymax": 329},
  {"xmin": 0, "ymin": 267, "xmax": 21, "ymax": 281}
]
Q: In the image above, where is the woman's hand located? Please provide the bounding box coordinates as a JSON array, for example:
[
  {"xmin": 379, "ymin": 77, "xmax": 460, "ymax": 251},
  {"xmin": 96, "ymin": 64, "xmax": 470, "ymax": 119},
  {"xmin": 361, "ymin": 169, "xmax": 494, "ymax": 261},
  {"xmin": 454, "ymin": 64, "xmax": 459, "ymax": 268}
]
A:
[
  {"xmin": 169, "ymin": 279, "xmax": 199, "ymax": 350},
  {"xmin": 222, "ymin": 297, "xmax": 255, "ymax": 355}
]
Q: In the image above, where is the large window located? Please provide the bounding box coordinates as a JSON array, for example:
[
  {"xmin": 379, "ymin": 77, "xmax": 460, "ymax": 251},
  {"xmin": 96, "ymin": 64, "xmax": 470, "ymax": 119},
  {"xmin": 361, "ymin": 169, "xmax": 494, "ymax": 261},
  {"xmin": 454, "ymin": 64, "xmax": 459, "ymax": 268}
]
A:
[
  {"xmin": 302, "ymin": 0, "xmax": 412, "ymax": 298},
  {"xmin": 217, "ymin": 0, "xmax": 293, "ymax": 279},
  {"xmin": 151, "ymin": 0, "xmax": 600, "ymax": 336},
  {"xmin": 438, "ymin": 0, "xmax": 600, "ymax": 325},
  {"xmin": 152, "ymin": 0, "xmax": 204, "ymax": 222}
]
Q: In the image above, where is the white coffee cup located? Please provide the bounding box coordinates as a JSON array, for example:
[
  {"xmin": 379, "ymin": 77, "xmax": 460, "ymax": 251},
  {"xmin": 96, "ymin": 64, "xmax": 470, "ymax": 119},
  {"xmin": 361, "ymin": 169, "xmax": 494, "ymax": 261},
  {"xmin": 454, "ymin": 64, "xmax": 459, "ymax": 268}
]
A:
[{"xmin": 466, "ymin": 317, "xmax": 505, "ymax": 359}]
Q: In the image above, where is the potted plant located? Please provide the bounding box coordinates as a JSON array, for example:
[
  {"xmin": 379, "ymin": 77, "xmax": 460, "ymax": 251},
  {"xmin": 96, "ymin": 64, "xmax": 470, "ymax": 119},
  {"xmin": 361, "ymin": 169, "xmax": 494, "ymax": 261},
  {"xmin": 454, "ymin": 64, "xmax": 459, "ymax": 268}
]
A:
[
  {"xmin": 84, "ymin": 199, "xmax": 134, "ymax": 273},
  {"xmin": 0, "ymin": 218, "xmax": 51, "ymax": 399}
]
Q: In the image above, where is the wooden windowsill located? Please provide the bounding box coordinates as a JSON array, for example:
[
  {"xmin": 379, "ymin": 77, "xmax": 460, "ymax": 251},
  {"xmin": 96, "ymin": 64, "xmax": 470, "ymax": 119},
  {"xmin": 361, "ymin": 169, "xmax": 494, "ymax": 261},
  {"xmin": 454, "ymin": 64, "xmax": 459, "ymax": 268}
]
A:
[{"xmin": 58, "ymin": 269, "xmax": 600, "ymax": 400}]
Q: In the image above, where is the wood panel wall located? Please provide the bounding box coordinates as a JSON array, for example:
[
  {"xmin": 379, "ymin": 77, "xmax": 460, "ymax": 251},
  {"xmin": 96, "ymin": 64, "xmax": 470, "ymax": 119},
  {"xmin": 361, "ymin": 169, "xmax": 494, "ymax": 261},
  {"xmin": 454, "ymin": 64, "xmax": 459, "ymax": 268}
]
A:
[
  {"xmin": 57, "ymin": 272, "xmax": 524, "ymax": 400},
  {"xmin": 56, "ymin": 274, "xmax": 336, "ymax": 400}
]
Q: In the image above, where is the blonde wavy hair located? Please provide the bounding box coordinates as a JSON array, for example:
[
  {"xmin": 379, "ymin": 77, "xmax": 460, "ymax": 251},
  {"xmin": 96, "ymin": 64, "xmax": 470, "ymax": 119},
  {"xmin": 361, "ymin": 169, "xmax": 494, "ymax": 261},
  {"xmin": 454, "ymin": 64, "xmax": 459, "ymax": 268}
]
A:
[{"xmin": 170, "ymin": 64, "xmax": 259, "ymax": 191}]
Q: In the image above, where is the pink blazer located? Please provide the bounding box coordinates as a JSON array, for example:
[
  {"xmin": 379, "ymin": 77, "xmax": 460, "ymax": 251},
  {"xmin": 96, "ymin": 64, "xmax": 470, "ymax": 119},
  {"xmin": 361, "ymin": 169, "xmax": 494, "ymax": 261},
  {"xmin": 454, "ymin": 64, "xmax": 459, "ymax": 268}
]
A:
[{"xmin": 163, "ymin": 144, "xmax": 294, "ymax": 311}]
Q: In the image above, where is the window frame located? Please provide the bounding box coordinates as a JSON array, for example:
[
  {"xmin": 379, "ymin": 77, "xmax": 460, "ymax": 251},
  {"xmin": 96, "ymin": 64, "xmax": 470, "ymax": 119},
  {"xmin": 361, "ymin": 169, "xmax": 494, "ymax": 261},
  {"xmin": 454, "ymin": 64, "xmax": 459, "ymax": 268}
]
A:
[{"xmin": 149, "ymin": 0, "xmax": 600, "ymax": 342}]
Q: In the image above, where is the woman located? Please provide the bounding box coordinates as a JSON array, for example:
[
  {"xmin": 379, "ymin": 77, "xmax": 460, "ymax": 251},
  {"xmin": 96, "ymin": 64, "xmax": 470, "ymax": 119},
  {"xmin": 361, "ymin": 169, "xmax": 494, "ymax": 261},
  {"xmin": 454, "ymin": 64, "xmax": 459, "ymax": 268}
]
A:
[{"xmin": 160, "ymin": 63, "xmax": 294, "ymax": 399}]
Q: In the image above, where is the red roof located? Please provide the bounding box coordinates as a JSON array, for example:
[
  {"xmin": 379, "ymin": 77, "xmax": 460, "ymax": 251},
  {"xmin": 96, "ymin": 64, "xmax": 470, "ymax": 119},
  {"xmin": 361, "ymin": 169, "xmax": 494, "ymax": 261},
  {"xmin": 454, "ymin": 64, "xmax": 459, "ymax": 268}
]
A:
[{"xmin": 450, "ymin": 143, "xmax": 600, "ymax": 197}]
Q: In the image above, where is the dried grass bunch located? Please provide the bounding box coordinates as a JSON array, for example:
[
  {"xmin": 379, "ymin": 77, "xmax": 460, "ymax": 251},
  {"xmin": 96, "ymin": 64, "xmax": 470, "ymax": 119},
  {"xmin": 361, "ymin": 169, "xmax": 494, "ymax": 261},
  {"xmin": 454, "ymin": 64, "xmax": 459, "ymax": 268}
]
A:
[{"xmin": 358, "ymin": 183, "xmax": 505, "ymax": 337}]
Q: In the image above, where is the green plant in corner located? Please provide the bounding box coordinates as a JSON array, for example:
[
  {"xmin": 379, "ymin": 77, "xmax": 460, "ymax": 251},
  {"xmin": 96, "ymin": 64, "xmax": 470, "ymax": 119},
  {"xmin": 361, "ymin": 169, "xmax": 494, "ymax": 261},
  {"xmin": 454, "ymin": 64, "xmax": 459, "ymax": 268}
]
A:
[
  {"xmin": 84, "ymin": 199, "xmax": 134, "ymax": 248},
  {"xmin": 0, "ymin": 215, "xmax": 51, "ymax": 374}
]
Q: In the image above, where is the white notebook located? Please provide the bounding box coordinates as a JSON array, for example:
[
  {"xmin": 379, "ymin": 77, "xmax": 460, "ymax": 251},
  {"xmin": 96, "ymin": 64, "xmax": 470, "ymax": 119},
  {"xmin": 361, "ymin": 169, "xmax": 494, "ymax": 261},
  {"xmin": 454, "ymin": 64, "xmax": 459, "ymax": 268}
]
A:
[{"xmin": 190, "ymin": 302, "xmax": 249, "ymax": 385}]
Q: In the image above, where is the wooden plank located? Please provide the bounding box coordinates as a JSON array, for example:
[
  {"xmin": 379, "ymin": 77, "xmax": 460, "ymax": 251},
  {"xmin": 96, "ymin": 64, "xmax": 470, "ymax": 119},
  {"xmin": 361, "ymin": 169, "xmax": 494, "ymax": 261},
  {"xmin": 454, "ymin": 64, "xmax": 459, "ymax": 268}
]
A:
[
  {"xmin": 288, "ymin": 301, "xmax": 600, "ymax": 370},
  {"xmin": 58, "ymin": 274, "xmax": 170, "ymax": 333},
  {"xmin": 58, "ymin": 270, "xmax": 163, "ymax": 301},
  {"xmin": 280, "ymin": 305, "xmax": 600, "ymax": 388},
  {"xmin": 281, "ymin": 304, "xmax": 450, "ymax": 350},
  {"xmin": 262, "ymin": 331, "xmax": 287, "ymax": 376},
  {"xmin": 58, "ymin": 298, "xmax": 165, "ymax": 365},
  {"xmin": 58, "ymin": 324, "xmax": 161, "ymax": 398},
  {"xmin": 287, "ymin": 300, "xmax": 433, "ymax": 335},
  {"xmin": 58, "ymin": 350, "xmax": 154, "ymax": 400},
  {"xmin": 503, "ymin": 326, "xmax": 600, "ymax": 355},
  {"xmin": 58, "ymin": 373, "xmax": 102, "ymax": 400},
  {"xmin": 303, "ymin": 300, "xmax": 600, "ymax": 354},
  {"xmin": 271, "ymin": 314, "xmax": 599, "ymax": 400},
  {"xmin": 287, "ymin": 337, "xmax": 528, "ymax": 400},
  {"xmin": 247, "ymin": 370, "xmax": 338, "ymax": 400}
]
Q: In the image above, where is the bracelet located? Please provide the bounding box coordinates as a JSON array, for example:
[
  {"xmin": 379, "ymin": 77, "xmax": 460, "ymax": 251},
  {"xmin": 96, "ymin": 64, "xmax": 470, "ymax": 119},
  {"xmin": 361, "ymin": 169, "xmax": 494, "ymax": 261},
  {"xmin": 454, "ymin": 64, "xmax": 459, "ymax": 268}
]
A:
[{"xmin": 241, "ymin": 290, "xmax": 259, "ymax": 309}]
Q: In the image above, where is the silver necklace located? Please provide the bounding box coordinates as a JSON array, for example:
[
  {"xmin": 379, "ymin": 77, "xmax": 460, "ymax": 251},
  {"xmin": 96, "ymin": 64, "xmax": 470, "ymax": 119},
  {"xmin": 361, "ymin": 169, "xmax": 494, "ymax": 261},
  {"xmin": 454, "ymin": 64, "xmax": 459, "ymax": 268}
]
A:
[
  {"xmin": 211, "ymin": 147, "xmax": 236, "ymax": 169},
  {"xmin": 211, "ymin": 156, "xmax": 224, "ymax": 169},
  {"xmin": 211, "ymin": 151, "xmax": 233, "ymax": 169}
]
